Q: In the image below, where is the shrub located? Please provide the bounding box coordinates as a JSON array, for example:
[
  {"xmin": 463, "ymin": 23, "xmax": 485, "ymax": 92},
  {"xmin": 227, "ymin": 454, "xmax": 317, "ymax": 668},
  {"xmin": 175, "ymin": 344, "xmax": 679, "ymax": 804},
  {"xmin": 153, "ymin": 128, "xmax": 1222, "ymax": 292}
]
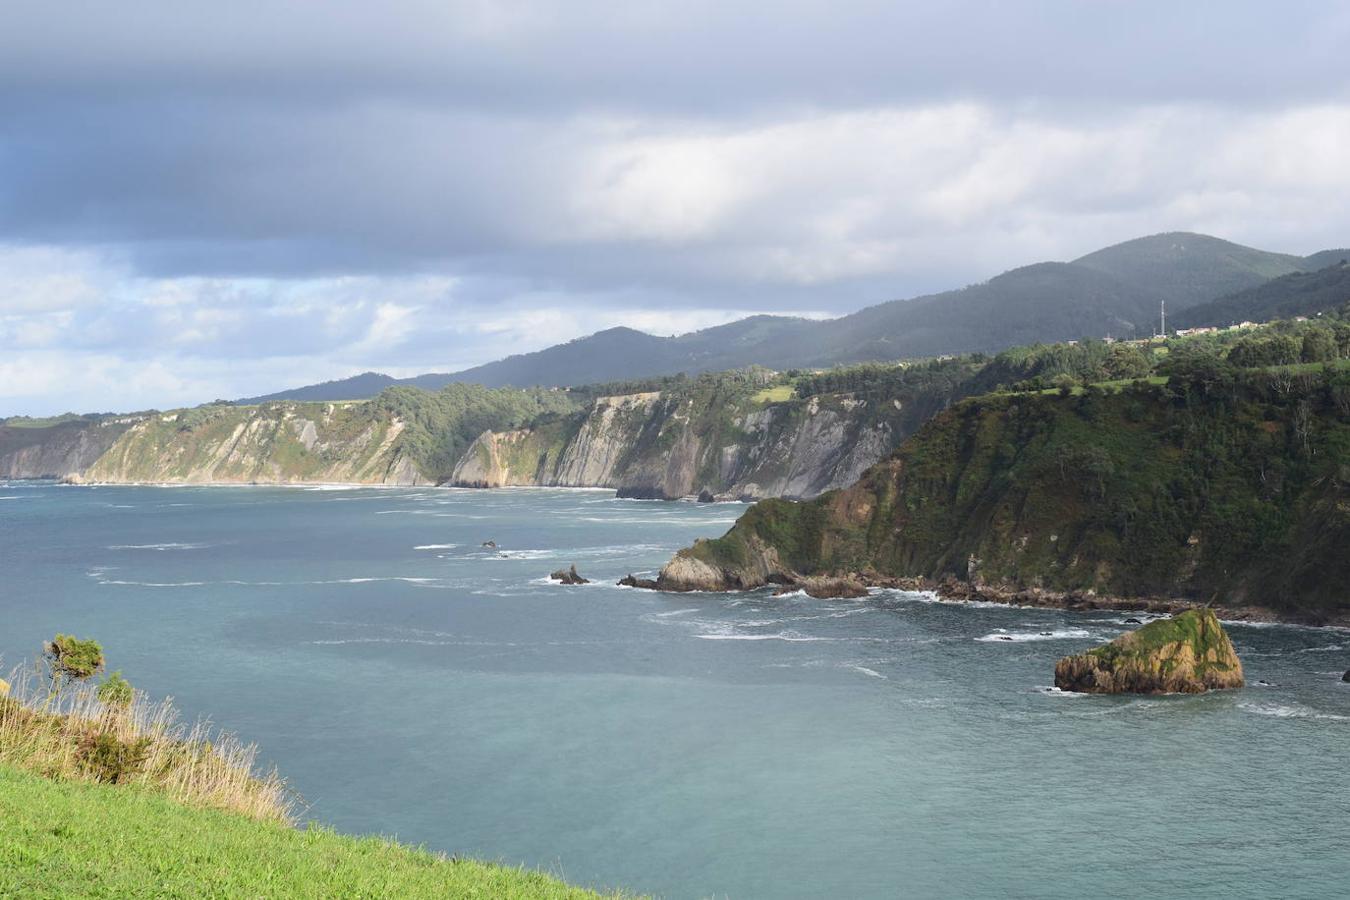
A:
[
  {"xmin": 79, "ymin": 732, "xmax": 152, "ymax": 784},
  {"xmin": 96, "ymin": 671, "xmax": 134, "ymax": 708}
]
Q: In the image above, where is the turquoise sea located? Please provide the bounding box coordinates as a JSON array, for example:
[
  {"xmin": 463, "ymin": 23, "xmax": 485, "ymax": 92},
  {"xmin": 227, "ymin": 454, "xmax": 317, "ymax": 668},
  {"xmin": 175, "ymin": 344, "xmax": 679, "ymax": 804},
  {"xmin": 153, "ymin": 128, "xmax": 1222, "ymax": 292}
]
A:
[{"xmin": 2, "ymin": 481, "xmax": 1347, "ymax": 898}]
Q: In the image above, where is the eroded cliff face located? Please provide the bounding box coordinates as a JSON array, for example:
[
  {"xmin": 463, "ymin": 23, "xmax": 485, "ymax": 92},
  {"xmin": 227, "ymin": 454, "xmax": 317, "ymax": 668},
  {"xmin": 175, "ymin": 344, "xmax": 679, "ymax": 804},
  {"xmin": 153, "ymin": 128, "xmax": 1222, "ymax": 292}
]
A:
[
  {"xmin": 81, "ymin": 403, "xmax": 428, "ymax": 485},
  {"xmin": 449, "ymin": 389, "xmax": 941, "ymax": 501},
  {"xmin": 655, "ymin": 376, "xmax": 1350, "ymax": 624},
  {"xmin": 0, "ymin": 418, "xmax": 134, "ymax": 479}
]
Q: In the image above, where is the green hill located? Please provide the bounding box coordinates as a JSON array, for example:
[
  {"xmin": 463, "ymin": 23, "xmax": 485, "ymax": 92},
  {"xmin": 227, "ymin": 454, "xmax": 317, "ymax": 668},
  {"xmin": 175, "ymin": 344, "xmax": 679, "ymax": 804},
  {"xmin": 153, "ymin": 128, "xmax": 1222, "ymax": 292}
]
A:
[
  {"xmin": 1176, "ymin": 262, "xmax": 1350, "ymax": 328},
  {"xmin": 659, "ymin": 365, "xmax": 1350, "ymax": 624},
  {"xmin": 0, "ymin": 766, "xmax": 617, "ymax": 898},
  {"xmin": 1072, "ymin": 231, "xmax": 1305, "ymax": 307},
  {"xmin": 238, "ymin": 232, "xmax": 1331, "ymax": 399}
]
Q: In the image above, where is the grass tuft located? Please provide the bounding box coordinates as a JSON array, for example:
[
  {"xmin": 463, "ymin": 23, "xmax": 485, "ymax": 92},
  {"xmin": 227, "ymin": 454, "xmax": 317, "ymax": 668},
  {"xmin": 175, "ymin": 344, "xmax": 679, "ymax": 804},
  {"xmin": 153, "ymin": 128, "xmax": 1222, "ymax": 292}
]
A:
[{"xmin": 0, "ymin": 666, "xmax": 293, "ymax": 824}]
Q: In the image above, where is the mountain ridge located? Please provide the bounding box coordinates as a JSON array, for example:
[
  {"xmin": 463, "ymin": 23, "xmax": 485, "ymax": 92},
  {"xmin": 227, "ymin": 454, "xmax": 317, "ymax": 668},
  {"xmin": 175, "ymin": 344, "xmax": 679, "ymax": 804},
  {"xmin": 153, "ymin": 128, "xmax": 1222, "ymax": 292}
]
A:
[{"xmin": 237, "ymin": 232, "xmax": 1339, "ymax": 403}]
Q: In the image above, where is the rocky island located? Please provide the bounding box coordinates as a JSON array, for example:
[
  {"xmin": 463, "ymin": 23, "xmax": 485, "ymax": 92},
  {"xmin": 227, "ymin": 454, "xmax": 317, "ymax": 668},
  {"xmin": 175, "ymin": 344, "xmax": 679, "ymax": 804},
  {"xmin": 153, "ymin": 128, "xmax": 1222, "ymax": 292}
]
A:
[{"xmin": 1054, "ymin": 609, "xmax": 1244, "ymax": 694}]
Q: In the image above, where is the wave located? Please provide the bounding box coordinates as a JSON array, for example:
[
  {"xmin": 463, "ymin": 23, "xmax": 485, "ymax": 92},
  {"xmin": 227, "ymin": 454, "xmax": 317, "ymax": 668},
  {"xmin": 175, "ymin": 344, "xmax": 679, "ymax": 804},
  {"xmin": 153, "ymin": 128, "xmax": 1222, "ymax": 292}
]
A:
[
  {"xmin": 107, "ymin": 542, "xmax": 208, "ymax": 551},
  {"xmin": 845, "ymin": 664, "xmax": 887, "ymax": 679},
  {"xmin": 976, "ymin": 628, "xmax": 1093, "ymax": 643},
  {"xmin": 1036, "ymin": 686, "xmax": 1090, "ymax": 698},
  {"xmin": 696, "ymin": 630, "xmax": 831, "ymax": 642},
  {"xmin": 90, "ymin": 573, "xmax": 439, "ymax": 588},
  {"xmin": 486, "ymin": 549, "xmax": 557, "ymax": 560},
  {"xmin": 1238, "ymin": 702, "xmax": 1349, "ymax": 722},
  {"xmin": 413, "ymin": 543, "xmax": 458, "ymax": 550},
  {"xmin": 651, "ymin": 608, "xmax": 699, "ymax": 617}
]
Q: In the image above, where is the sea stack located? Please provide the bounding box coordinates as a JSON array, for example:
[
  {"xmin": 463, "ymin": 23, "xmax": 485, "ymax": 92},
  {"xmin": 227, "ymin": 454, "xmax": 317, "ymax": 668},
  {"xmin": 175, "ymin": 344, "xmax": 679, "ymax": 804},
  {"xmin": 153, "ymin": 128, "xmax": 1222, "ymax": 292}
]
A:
[
  {"xmin": 1054, "ymin": 608, "xmax": 1244, "ymax": 694},
  {"xmin": 549, "ymin": 564, "xmax": 590, "ymax": 585}
]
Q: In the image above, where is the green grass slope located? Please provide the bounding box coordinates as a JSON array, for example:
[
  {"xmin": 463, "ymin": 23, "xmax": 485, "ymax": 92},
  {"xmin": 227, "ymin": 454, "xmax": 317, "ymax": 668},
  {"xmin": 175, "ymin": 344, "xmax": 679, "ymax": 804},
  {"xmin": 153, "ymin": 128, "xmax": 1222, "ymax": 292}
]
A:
[{"xmin": 0, "ymin": 766, "xmax": 622, "ymax": 899}]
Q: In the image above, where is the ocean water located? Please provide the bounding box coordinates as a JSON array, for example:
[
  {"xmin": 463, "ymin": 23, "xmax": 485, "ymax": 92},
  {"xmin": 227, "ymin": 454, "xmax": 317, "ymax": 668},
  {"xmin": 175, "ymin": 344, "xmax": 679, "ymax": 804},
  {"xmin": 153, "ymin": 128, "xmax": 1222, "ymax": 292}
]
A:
[{"xmin": 2, "ymin": 481, "xmax": 1348, "ymax": 898}]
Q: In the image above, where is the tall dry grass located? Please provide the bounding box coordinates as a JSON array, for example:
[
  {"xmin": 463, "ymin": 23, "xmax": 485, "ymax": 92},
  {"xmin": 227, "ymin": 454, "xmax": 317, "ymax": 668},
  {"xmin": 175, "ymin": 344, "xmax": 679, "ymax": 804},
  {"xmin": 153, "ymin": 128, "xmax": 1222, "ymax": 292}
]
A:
[{"xmin": 0, "ymin": 665, "xmax": 294, "ymax": 824}]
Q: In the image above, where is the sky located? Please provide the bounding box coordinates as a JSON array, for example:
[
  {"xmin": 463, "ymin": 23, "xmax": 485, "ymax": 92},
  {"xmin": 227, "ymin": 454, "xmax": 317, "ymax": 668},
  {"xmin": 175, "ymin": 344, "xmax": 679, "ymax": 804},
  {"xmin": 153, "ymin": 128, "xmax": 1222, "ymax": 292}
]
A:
[{"xmin": 3, "ymin": 1, "xmax": 1350, "ymax": 415}]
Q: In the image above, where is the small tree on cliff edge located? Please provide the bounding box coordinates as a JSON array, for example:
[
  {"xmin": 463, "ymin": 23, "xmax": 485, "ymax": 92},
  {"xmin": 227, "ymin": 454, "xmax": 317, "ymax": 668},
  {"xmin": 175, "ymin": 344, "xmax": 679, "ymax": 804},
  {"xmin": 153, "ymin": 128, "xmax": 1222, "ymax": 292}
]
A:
[{"xmin": 42, "ymin": 633, "xmax": 105, "ymax": 699}]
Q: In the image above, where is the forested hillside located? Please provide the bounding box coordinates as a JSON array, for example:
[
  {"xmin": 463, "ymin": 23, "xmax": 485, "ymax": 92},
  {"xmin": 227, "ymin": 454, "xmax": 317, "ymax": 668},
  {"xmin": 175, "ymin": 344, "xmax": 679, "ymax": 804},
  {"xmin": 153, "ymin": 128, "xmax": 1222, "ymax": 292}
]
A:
[
  {"xmin": 659, "ymin": 345, "xmax": 1350, "ymax": 624},
  {"xmin": 247, "ymin": 232, "xmax": 1340, "ymax": 399}
]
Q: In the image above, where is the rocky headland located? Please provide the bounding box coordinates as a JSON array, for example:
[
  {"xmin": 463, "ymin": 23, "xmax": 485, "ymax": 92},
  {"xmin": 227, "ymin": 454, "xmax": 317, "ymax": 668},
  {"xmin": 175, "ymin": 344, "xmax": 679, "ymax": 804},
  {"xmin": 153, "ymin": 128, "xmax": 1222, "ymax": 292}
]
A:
[{"xmin": 646, "ymin": 373, "xmax": 1350, "ymax": 626}]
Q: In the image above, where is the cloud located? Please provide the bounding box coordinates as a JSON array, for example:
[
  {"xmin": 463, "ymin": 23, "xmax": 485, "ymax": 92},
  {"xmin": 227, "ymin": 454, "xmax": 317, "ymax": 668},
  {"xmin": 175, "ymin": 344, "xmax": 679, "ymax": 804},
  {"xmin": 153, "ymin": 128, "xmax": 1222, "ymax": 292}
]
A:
[{"xmin": 1, "ymin": 2, "xmax": 1349, "ymax": 414}]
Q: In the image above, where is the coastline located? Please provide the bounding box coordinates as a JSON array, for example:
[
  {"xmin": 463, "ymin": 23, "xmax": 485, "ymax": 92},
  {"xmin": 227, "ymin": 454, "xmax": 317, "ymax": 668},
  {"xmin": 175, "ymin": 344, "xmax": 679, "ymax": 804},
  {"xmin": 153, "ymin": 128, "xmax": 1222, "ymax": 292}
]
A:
[
  {"xmin": 644, "ymin": 570, "xmax": 1350, "ymax": 630},
  {"xmin": 49, "ymin": 478, "xmax": 619, "ymax": 492}
]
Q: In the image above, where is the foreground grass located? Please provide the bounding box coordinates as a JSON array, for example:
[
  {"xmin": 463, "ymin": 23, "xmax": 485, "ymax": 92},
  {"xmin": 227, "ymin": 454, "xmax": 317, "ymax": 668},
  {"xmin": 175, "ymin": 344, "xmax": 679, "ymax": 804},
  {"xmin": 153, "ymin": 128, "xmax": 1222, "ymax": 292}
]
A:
[
  {"xmin": 0, "ymin": 669, "xmax": 291, "ymax": 823},
  {"xmin": 0, "ymin": 766, "xmax": 624, "ymax": 899}
]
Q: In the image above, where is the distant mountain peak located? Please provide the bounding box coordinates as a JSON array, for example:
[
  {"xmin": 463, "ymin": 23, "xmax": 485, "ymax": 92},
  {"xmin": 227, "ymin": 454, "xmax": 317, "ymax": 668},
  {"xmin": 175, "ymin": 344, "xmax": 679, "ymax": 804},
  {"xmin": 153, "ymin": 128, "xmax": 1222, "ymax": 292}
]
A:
[{"xmin": 232, "ymin": 231, "xmax": 1335, "ymax": 403}]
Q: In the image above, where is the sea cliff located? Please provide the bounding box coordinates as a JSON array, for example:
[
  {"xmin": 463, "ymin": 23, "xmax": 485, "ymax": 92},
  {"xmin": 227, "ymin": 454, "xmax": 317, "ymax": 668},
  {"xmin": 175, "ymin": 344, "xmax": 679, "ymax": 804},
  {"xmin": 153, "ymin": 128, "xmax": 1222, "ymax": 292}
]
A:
[
  {"xmin": 655, "ymin": 370, "xmax": 1350, "ymax": 625},
  {"xmin": 450, "ymin": 368, "xmax": 971, "ymax": 500},
  {"xmin": 0, "ymin": 417, "xmax": 135, "ymax": 480},
  {"xmin": 79, "ymin": 402, "xmax": 428, "ymax": 485}
]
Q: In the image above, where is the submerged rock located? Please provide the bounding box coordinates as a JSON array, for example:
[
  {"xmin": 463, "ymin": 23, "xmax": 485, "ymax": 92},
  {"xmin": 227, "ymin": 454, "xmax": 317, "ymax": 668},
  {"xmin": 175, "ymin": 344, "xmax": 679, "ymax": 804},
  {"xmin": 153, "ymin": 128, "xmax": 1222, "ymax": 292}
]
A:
[
  {"xmin": 1054, "ymin": 608, "xmax": 1244, "ymax": 694},
  {"xmin": 481, "ymin": 540, "xmax": 497, "ymax": 549},
  {"xmin": 549, "ymin": 565, "xmax": 590, "ymax": 585},
  {"xmin": 618, "ymin": 574, "xmax": 659, "ymax": 590}
]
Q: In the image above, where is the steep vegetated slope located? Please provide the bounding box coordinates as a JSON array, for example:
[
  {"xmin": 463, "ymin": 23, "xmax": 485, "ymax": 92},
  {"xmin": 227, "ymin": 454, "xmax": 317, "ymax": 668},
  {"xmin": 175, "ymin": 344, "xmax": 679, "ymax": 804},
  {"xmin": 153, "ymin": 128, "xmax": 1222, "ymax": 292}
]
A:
[
  {"xmin": 74, "ymin": 385, "xmax": 579, "ymax": 485},
  {"xmin": 660, "ymin": 363, "xmax": 1350, "ymax": 624},
  {"xmin": 1175, "ymin": 262, "xmax": 1350, "ymax": 329},
  {"xmin": 0, "ymin": 416, "xmax": 136, "ymax": 479}
]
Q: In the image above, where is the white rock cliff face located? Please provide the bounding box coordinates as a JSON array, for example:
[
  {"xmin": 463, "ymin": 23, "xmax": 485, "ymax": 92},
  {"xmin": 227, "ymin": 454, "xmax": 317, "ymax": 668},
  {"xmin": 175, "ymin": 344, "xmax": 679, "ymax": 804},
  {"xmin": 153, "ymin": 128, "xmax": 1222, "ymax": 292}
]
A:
[
  {"xmin": 77, "ymin": 406, "xmax": 429, "ymax": 485},
  {"xmin": 449, "ymin": 389, "xmax": 908, "ymax": 500}
]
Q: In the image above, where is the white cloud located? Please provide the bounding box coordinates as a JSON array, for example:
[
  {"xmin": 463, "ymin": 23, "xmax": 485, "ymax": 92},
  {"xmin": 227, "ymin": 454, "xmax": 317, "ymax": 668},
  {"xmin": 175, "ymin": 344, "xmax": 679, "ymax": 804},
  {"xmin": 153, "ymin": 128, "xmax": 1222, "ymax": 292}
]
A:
[{"xmin": 3, "ymin": 96, "xmax": 1350, "ymax": 414}]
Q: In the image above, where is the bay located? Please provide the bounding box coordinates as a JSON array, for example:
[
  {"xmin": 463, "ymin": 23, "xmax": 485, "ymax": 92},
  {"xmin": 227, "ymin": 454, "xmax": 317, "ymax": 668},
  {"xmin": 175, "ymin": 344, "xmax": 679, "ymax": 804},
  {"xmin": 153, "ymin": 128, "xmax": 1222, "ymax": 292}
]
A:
[{"xmin": 2, "ymin": 481, "xmax": 1347, "ymax": 898}]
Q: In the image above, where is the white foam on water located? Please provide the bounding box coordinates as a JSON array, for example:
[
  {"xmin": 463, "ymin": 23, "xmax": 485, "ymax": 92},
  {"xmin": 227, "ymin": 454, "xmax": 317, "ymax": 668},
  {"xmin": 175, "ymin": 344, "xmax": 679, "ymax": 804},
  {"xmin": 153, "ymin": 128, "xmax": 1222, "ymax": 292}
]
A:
[
  {"xmin": 845, "ymin": 664, "xmax": 887, "ymax": 679},
  {"xmin": 1036, "ymin": 686, "xmax": 1090, "ymax": 698},
  {"xmin": 1238, "ymin": 702, "xmax": 1349, "ymax": 722},
  {"xmin": 413, "ymin": 543, "xmax": 458, "ymax": 550},
  {"xmin": 90, "ymin": 573, "xmax": 438, "ymax": 587},
  {"xmin": 976, "ymin": 628, "xmax": 1092, "ymax": 643},
  {"xmin": 652, "ymin": 608, "xmax": 699, "ymax": 617},
  {"xmin": 697, "ymin": 630, "xmax": 830, "ymax": 642},
  {"xmin": 107, "ymin": 542, "xmax": 208, "ymax": 551},
  {"xmin": 333, "ymin": 577, "xmax": 437, "ymax": 584},
  {"xmin": 488, "ymin": 549, "xmax": 558, "ymax": 560}
]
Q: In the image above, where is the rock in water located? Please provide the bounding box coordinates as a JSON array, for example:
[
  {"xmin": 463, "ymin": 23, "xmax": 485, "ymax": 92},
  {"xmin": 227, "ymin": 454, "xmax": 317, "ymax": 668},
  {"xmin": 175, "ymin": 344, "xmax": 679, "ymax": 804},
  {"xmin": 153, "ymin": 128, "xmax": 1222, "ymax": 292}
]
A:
[
  {"xmin": 618, "ymin": 574, "xmax": 659, "ymax": 590},
  {"xmin": 550, "ymin": 565, "xmax": 590, "ymax": 585},
  {"xmin": 781, "ymin": 576, "xmax": 869, "ymax": 599},
  {"xmin": 1342, "ymin": 669, "xmax": 1350, "ymax": 683},
  {"xmin": 1054, "ymin": 608, "xmax": 1244, "ymax": 694}
]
